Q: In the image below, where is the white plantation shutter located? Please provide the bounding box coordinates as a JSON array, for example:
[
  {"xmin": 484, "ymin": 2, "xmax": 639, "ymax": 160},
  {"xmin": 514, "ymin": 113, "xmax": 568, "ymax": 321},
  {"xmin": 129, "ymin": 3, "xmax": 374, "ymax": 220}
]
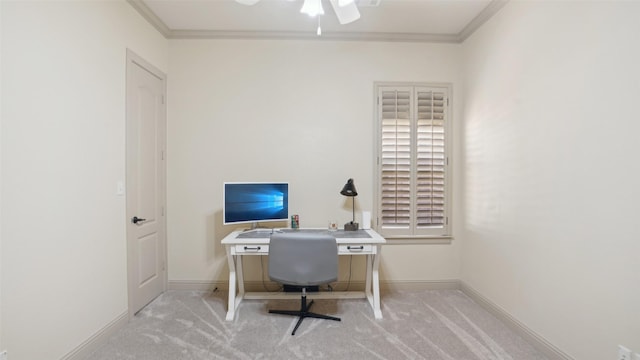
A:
[
  {"xmin": 376, "ymin": 85, "xmax": 450, "ymax": 237},
  {"xmin": 380, "ymin": 88, "xmax": 412, "ymax": 228},
  {"xmin": 416, "ymin": 89, "xmax": 446, "ymax": 228}
]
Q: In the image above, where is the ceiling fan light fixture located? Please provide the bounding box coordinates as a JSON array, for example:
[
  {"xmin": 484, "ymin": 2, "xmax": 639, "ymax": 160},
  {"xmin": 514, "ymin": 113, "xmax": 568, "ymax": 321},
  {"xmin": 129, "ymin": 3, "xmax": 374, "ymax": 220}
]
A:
[
  {"xmin": 234, "ymin": 0, "xmax": 261, "ymax": 5},
  {"xmin": 338, "ymin": 0, "xmax": 355, "ymax": 6},
  {"xmin": 300, "ymin": 0, "xmax": 324, "ymax": 17},
  {"xmin": 329, "ymin": 0, "xmax": 360, "ymax": 24}
]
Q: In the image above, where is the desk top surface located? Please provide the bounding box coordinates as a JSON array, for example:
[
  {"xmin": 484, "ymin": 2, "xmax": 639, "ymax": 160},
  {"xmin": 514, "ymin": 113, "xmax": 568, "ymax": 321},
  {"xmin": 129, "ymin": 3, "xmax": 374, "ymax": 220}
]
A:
[
  {"xmin": 222, "ymin": 228, "xmax": 386, "ymax": 244},
  {"xmin": 238, "ymin": 229, "xmax": 370, "ymax": 239}
]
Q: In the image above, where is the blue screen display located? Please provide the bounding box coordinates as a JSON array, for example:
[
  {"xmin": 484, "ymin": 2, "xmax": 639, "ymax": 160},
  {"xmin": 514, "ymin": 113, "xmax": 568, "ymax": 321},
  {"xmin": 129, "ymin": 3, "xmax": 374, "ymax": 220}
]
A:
[{"xmin": 224, "ymin": 183, "xmax": 289, "ymax": 224}]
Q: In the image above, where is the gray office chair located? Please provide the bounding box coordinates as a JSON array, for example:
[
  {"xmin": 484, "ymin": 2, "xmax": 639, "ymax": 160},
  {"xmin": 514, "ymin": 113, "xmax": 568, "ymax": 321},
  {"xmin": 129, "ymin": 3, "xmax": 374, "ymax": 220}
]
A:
[{"xmin": 268, "ymin": 232, "xmax": 341, "ymax": 335}]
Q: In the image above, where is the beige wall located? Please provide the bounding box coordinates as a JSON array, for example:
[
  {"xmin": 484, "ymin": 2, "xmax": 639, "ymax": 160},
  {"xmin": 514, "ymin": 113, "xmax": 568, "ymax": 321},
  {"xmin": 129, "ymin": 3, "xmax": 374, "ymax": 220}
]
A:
[
  {"xmin": 167, "ymin": 40, "xmax": 462, "ymax": 286},
  {"xmin": 0, "ymin": 1, "xmax": 168, "ymax": 358},
  {"xmin": 461, "ymin": 2, "xmax": 640, "ymax": 359}
]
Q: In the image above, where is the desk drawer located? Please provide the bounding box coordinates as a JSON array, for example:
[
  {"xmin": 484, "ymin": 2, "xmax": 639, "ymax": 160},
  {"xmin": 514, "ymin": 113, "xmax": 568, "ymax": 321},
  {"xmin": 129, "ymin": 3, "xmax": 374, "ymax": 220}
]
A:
[
  {"xmin": 339, "ymin": 244, "xmax": 373, "ymax": 254},
  {"xmin": 235, "ymin": 244, "xmax": 269, "ymax": 254}
]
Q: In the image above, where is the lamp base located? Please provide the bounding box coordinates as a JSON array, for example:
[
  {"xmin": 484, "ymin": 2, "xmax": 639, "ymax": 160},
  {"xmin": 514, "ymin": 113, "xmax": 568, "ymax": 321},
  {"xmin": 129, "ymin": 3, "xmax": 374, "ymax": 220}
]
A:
[{"xmin": 344, "ymin": 222, "xmax": 359, "ymax": 231}]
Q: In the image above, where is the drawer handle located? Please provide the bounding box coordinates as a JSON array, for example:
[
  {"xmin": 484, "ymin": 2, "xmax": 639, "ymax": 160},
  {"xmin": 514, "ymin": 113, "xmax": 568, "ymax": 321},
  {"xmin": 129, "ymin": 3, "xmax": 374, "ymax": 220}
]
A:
[
  {"xmin": 347, "ymin": 245, "xmax": 364, "ymax": 250},
  {"xmin": 244, "ymin": 246, "xmax": 261, "ymax": 251}
]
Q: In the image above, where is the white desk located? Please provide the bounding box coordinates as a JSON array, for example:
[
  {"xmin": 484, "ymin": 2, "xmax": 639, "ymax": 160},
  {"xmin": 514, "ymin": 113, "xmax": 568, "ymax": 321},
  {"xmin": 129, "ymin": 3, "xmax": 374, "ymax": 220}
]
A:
[{"xmin": 221, "ymin": 228, "xmax": 386, "ymax": 321}]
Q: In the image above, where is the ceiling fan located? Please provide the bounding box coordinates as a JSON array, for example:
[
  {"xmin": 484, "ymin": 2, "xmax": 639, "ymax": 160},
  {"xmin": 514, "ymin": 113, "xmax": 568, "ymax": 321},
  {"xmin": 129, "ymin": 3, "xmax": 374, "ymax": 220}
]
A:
[{"xmin": 234, "ymin": 0, "xmax": 361, "ymax": 35}]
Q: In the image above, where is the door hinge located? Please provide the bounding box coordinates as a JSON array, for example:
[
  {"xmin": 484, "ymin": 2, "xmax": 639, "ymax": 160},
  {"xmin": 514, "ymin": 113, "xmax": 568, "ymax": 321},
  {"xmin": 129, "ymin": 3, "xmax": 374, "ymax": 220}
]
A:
[
  {"xmin": 161, "ymin": 150, "xmax": 164, "ymax": 160},
  {"xmin": 161, "ymin": 206, "xmax": 165, "ymax": 216},
  {"xmin": 162, "ymin": 95, "xmax": 165, "ymax": 104}
]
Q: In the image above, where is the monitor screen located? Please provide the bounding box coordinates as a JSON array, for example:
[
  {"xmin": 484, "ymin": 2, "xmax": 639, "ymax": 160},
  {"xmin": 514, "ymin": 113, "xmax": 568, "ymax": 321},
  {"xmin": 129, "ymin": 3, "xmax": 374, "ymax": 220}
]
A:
[{"xmin": 223, "ymin": 182, "xmax": 289, "ymax": 225}]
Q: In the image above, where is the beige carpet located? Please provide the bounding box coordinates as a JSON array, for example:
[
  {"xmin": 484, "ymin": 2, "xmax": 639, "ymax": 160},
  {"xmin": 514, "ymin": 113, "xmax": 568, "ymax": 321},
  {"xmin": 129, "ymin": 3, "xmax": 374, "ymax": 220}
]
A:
[{"xmin": 89, "ymin": 289, "xmax": 548, "ymax": 359}]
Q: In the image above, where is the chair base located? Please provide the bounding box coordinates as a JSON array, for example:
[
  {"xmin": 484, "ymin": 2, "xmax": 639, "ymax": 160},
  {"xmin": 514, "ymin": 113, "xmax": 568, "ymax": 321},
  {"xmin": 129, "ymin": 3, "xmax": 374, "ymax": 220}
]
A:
[{"xmin": 269, "ymin": 294, "xmax": 341, "ymax": 335}]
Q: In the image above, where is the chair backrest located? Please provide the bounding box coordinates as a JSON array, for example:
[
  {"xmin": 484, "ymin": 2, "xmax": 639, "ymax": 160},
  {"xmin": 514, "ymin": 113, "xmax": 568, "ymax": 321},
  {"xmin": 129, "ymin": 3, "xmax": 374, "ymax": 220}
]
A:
[{"xmin": 268, "ymin": 232, "xmax": 338, "ymax": 286}]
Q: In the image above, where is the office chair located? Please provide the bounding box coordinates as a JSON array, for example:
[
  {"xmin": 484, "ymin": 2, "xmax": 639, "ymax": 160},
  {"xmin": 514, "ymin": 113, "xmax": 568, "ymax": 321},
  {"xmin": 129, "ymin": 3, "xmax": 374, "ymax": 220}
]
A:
[{"xmin": 268, "ymin": 232, "xmax": 341, "ymax": 335}]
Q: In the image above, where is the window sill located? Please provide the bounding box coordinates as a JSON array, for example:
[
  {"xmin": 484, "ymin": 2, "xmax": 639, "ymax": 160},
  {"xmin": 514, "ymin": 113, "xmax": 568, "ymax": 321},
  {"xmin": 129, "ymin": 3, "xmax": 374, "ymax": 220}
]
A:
[{"xmin": 381, "ymin": 235, "xmax": 453, "ymax": 245}]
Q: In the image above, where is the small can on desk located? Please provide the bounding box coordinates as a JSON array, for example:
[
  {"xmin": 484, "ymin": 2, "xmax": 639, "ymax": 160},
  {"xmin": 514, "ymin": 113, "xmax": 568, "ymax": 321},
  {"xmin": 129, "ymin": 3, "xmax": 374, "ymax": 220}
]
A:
[{"xmin": 291, "ymin": 214, "xmax": 299, "ymax": 229}]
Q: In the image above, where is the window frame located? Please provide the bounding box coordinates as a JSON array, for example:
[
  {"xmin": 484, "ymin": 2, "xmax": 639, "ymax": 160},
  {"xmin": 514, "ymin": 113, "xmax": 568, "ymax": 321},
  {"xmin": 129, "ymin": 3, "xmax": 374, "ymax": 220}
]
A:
[{"xmin": 373, "ymin": 82, "xmax": 453, "ymax": 241}]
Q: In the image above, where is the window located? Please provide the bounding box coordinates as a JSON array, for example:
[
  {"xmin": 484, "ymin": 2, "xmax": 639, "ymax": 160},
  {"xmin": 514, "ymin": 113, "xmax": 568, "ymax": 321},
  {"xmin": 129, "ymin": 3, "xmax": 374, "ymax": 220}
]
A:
[{"xmin": 375, "ymin": 84, "xmax": 451, "ymax": 238}]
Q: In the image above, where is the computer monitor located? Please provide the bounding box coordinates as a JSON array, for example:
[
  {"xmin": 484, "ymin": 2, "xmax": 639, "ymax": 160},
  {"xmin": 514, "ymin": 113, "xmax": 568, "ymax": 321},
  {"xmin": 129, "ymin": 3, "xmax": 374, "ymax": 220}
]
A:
[{"xmin": 223, "ymin": 182, "xmax": 289, "ymax": 227}]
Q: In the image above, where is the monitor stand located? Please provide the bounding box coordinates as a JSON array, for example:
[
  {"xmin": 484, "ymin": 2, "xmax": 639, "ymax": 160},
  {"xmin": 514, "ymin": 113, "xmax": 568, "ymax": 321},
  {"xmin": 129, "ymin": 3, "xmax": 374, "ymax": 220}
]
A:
[
  {"xmin": 244, "ymin": 222, "xmax": 270, "ymax": 232},
  {"xmin": 250, "ymin": 222, "xmax": 263, "ymax": 230}
]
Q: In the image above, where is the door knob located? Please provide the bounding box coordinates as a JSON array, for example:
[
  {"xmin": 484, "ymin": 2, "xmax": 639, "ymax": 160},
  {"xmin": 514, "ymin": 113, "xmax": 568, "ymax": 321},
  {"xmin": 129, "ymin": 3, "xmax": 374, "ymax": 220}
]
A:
[{"xmin": 132, "ymin": 216, "xmax": 146, "ymax": 224}]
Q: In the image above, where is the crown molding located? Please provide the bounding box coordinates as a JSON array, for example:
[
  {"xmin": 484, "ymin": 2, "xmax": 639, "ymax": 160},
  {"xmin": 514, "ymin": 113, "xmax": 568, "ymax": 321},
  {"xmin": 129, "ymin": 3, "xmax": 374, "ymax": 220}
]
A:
[
  {"xmin": 127, "ymin": 0, "xmax": 171, "ymax": 37},
  {"xmin": 168, "ymin": 29, "xmax": 460, "ymax": 43},
  {"xmin": 457, "ymin": 0, "xmax": 508, "ymax": 42},
  {"xmin": 128, "ymin": 0, "xmax": 507, "ymax": 44}
]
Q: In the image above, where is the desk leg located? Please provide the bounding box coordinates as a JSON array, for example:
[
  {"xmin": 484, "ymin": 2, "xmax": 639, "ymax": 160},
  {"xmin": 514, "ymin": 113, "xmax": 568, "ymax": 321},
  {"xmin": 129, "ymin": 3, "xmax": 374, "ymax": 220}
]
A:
[
  {"xmin": 225, "ymin": 247, "xmax": 244, "ymax": 321},
  {"xmin": 226, "ymin": 268, "xmax": 236, "ymax": 321},
  {"xmin": 371, "ymin": 247, "xmax": 382, "ymax": 319},
  {"xmin": 365, "ymin": 254, "xmax": 373, "ymax": 300},
  {"xmin": 364, "ymin": 247, "xmax": 383, "ymax": 320},
  {"xmin": 236, "ymin": 255, "xmax": 245, "ymax": 295}
]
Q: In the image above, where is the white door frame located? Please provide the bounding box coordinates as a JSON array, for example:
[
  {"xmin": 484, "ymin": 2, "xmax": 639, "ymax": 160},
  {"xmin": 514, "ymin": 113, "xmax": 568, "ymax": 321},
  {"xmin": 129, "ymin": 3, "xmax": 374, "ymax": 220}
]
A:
[{"xmin": 125, "ymin": 49, "xmax": 167, "ymax": 318}]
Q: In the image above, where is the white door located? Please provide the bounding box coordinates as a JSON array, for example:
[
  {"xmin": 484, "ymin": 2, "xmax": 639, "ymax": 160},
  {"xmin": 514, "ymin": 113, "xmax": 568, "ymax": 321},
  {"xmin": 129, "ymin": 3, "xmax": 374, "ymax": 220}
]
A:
[{"xmin": 126, "ymin": 50, "xmax": 167, "ymax": 315}]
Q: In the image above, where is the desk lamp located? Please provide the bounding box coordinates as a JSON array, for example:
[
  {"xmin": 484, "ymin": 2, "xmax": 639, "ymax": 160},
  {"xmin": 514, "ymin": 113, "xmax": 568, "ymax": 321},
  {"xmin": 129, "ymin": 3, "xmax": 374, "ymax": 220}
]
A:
[{"xmin": 340, "ymin": 178, "xmax": 359, "ymax": 231}]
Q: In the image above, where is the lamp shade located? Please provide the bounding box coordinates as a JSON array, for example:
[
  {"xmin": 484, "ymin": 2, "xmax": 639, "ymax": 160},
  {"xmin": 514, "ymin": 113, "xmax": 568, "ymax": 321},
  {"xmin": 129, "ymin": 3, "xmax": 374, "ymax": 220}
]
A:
[{"xmin": 340, "ymin": 178, "xmax": 358, "ymax": 197}]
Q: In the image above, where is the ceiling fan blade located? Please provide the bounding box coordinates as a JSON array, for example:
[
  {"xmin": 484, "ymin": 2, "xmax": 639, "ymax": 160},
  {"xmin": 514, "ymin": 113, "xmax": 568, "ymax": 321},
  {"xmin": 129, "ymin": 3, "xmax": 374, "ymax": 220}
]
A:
[
  {"xmin": 329, "ymin": 0, "xmax": 360, "ymax": 25},
  {"xmin": 234, "ymin": 0, "xmax": 261, "ymax": 5}
]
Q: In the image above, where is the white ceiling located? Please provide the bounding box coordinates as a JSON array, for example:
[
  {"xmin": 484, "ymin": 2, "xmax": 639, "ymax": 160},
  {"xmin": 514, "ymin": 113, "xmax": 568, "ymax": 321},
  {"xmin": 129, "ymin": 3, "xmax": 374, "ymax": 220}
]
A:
[{"xmin": 130, "ymin": 0, "xmax": 507, "ymax": 42}]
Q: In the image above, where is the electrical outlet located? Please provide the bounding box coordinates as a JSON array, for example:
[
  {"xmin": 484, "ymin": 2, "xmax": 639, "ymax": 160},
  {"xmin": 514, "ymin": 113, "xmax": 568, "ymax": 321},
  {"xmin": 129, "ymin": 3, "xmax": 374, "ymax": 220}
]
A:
[{"xmin": 619, "ymin": 345, "xmax": 632, "ymax": 360}]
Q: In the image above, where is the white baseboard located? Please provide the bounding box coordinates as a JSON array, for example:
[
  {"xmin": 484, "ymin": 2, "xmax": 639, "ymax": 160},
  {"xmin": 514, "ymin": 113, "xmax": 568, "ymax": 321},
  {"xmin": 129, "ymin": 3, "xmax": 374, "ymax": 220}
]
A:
[
  {"xmin": 168, "ymin": 280, "xmax": 227, "ymax": 291},
  {"xmin": 60, "ymin": 310, "xmax": 128, "ymax": 360},
  {"xmin": 167, "ymin": 279, "xmax": 461, "ymax": 292},
  {"xmin": 459, "ymin": 282, "xmax": 573, "ymax": 360},
  {"xmin": 380, "ymin": 279, "xmax": 460, "ymax": 291},
  {"xmin": 169, "ymin": 280, "xmax": 369, "ymax": 292}
]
